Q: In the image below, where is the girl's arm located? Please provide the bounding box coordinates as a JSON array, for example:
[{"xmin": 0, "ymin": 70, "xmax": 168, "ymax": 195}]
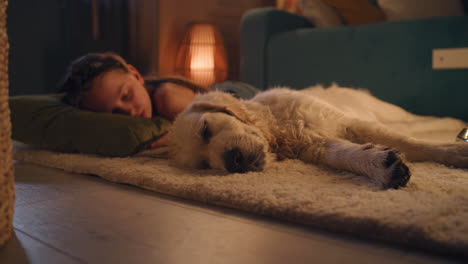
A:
[{"xmin": 149, "ymin": 79, "xmax": 206, "ymax": 148}]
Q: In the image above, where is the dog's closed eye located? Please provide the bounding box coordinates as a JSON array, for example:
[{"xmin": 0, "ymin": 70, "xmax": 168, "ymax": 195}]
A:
[
  {"xmin": 201, "ymin": 121, "xmax": 212, "ymax": 143},
  {"xmin": 191, "ymin": 102, "xmax": 249, "ymax": 124}
]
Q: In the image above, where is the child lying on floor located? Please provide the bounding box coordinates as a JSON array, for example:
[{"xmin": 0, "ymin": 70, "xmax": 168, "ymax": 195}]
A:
[{"xmin": 59, "ymin": 52, "xmax": 211, "ymax": 148}]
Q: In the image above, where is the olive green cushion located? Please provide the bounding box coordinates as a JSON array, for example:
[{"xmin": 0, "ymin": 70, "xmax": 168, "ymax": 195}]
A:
[{"xmin": 9, "ymin": 95, "xmax": 171, "ymax": 157}]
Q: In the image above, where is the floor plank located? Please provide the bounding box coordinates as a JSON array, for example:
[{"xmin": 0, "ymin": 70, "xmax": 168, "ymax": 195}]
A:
[{"xmin": 0, "ymin": 229, "xmax": 81, "ymax": 264}]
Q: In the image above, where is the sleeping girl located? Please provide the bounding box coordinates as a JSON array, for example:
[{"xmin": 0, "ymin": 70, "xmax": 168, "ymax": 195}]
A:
[{"xmin": 58, "ymin": 52, "xmax": 211, "ymax": 148}]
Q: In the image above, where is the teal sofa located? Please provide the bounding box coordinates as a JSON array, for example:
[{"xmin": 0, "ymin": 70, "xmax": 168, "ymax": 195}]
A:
[{"xmin": 240, "ymin": 8, "xmax": 468, "ymax": 121}]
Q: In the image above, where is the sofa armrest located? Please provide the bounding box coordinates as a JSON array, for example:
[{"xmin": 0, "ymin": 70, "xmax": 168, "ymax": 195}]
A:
[{"xmin": 240, "ymin": 7, "xmax": 312, "ymax": 89}]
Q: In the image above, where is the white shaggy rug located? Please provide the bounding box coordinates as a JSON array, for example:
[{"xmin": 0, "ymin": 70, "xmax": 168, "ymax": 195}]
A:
[{"xmin": 13, "ymin": 117, "xmax": 468, "ymax": 259}]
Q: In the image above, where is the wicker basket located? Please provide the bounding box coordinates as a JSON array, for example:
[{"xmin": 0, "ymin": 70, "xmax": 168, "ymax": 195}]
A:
[{"xmin": 0, "ymin": 0, "xmax": 14, "ymax": 247}]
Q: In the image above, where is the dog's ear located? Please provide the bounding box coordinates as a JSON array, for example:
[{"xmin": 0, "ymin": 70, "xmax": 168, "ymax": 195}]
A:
[{"xmin": 191, "ymin": 102, "xmax": 252, "ymax": 124}]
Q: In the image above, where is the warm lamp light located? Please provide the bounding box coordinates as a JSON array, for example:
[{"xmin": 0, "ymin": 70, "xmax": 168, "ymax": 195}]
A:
[{"xmin": 176, "ymin": 23, "xmax": 228, "ymax": 86}]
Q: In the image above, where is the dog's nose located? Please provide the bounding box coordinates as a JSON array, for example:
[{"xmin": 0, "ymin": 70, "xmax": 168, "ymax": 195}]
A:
[{"xmin": 222, "ymin": 147, "xmax": 265, "ymax": 173}]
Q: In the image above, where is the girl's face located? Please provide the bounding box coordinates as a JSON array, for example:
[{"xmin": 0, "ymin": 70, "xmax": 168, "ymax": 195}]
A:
[{"xmin": 81, "ymin": 66, "xmax": 153, "ymax": 118}]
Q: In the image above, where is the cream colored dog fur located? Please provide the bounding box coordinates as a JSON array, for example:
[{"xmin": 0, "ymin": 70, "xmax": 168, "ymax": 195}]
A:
[{"xmin": 169, "ymin": 85, "xmax": 468, "ymax": 189}]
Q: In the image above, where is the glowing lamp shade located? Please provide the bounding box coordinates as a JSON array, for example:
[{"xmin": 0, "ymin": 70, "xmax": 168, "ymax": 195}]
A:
[{"xmin": 176, "ymin": 23, "xmax": 228, "ymax": 86}]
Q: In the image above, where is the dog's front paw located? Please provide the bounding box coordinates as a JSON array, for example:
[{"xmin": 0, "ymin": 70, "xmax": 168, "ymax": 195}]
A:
[
  {"xmin": 363, "ymin": 145, "xmax": 411, "ymax": 189},
  {"xmin": 384, "ymin": 151, "xmax": 411, "ymax": 189}
]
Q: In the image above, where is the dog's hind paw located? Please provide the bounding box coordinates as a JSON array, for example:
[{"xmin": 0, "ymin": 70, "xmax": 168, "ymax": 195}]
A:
[{"xmin": 439, "ymin": 143, "xmax": 468, "ymax": 168}]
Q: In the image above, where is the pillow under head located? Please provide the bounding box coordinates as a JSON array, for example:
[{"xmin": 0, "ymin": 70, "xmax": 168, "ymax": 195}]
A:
[{"xmin": 9, "ymin": 94, "xmax": 170, "ymax": 157}]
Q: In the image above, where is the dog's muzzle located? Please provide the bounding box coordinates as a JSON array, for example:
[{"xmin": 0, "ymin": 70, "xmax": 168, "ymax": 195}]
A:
[{"xmin": 222, "ymin": 147, "xmax": 265, "ymax": 173}]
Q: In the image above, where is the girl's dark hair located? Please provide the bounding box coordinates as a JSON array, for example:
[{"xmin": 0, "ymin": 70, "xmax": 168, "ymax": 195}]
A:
[
  {"xmin": 59, "ymin": 52, "xmax": 211, "ymax": 108},
  {"xmin": 58, "ymin": 52, "xmax": 129, "ymax": 107}
]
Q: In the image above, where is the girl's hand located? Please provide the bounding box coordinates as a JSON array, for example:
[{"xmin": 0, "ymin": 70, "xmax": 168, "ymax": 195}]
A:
[{"xmin": 151, "ymin": 133, "xmax": 169, "ymax": 148}]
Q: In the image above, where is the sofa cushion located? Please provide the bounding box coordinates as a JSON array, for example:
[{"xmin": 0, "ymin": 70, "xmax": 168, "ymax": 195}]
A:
[
  {"xmin": 378, "ymin": 0, "xmax": 465, "ymax": 21},
  {"xmin": 279, "ymin": 0, "xmax": 385, "ymax": 27},
  {"xmin": 298, "ymin": 0, "xmax": 344, "ymax": 27},
  {"xmin": 321, "ymin": 0, "xmax": 386, "ymax": 25}
]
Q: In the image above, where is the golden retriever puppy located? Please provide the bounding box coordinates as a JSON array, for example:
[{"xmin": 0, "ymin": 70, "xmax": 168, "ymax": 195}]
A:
[{"xmin": 168, "ymin": 84, "xmax": 468, "ymax": 189}]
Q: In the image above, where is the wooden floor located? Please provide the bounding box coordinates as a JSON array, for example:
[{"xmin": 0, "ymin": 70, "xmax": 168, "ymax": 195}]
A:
[{"xmin": 0, "ymin": 162, "xmax": 463, "ymax": 264}]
